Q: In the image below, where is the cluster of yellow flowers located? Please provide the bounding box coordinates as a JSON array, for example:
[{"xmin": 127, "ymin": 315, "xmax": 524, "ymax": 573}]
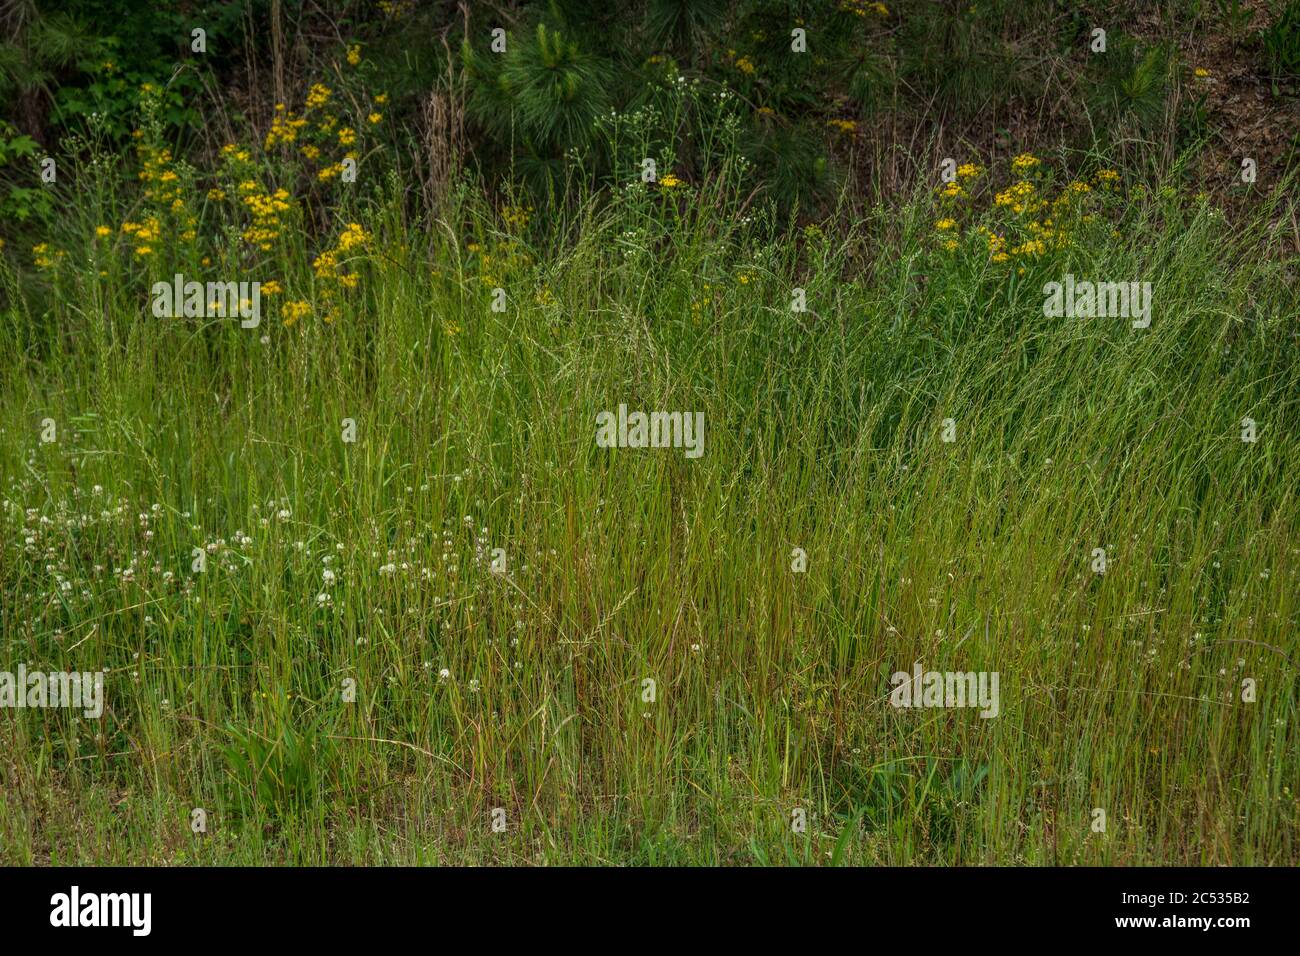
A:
[
  {"xmin": 690, "ymin": 281, "xmax": 721, "ymax": 323},
  {"xmin": 1026, "ymin": 218, "xmax": 1070, "ymax": 247},
  {"xmin": 725, "ymin": 49, "xmax": 757, "ymax": 74},
  {"xmin": 120, "ymin": 216, "xmax": 163, "ymax": 257},
  {"xmin": 221, "ymin": 143, "xmax": 252, "ymax": 164},
  {"xmin": 211, "ymin": 143, "xmax": 297, "ymax": 251},
  {"xmin": 135, "ymin": 142, "xmax": 198, "ymax": 241},
  {"xmin": 25, "ymin": 39, "xmax": 390, "ymax": 321},
  {"xmin": 281, "ymin": 299, "xmax": 313, "ymax": 328},
  {"xmin": 470, "ymin": 237, "xmax": 534, "ymax": 290},
  {"xmin": 839, "ymin": 0, "xmax": 889, "ymax": 16},
  {"xmin": 137, "ymin": 145, "xmax": 180, "ymax": 204},
  {"xmin": 827, "ymin": 119, "xmax": 858, "ymax": 134},
  {"xmin": 309, "ymin": 222, "xmax": 372, "ymax": 322},
  {"xmin": 263, "ymin": 73, "xmax": 382, "ymax": 181},
  {"xmin": 993, "ymin": 180, "xmax": 1037, "ymax": 214},
  {"xmin": 1010, "ymin": 153, "xmax": 1041, "ymax": 173},
  {"xmin": 310, "ymin": 250, "xmax": 343, "ymax": 284},
  {"xmin": 336, "ymin": 222, "xmax": 369, "ymax": 253},
  {"xmin": 265, "ymin": 105, "xmax": 309, "ymax": 149},
  {"xmin": 31, "ymin": 242, "xmax": 64, "ymax": 269},
  {"xmin": 1009, "ymin": 238, "xmax": 1047, "ymax": 257},
  {"xmin": 501, "ymin": 204, "xmax": 534, "ymax": 229},
  {"xmin": 306, "ymin": 83, "xmax": 332, "ymax": 110},
  {"xmin": 317, "ymin": 160, "xmax": 349, "ymax": 182},
  {"xmin": 239, "ymin": 184, "xmax": 293, "ymax": 251},
  {"xmin": 935, "ymin": 156, "xmax": 1124, "ymax": 269},
  {"xmin": 378, "ymin": 0, "xmax": 415, "ymax": 17},
  {"xmin": 975, "ymin": 226, "xmax": 1006, "ymax": 258}
]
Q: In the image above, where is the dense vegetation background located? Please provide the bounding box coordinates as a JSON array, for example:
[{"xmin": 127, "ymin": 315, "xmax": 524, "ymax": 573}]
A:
[{"xmin": 0, "ymin": 0, "xmax": 1297, "ymax": 865}]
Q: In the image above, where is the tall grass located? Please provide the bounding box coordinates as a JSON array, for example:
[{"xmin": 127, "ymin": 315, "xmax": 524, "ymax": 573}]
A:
[{"xmin": 0, "ymin": 108, "xmax": 1296, "ymax": 865}]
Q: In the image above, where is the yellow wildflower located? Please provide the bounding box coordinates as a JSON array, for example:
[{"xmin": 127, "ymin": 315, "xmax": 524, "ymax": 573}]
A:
[
  {"xmin": 501, "ymin": 205, "xmax": 533, "ymax": 228},
  {"xmin": 306, "ymin": 84, "xmax": 332, "ymax": 110},
  {"xmin": 33, "ymin": 243, "xmax": 64, "ymax": 268},
  {"xmin": 994, "ymin": 181, "xmax": 1034, "ymax": 208},
  {"xmin": 281, "ymin": 300, "xmax": 312, "ymax": 327},
  {"xmin": 337, "ymin": 223, "xmax": 370, "ymax": 252}
]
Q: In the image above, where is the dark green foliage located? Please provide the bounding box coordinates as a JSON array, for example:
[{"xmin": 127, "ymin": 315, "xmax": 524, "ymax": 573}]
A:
[
  {"xmin": 1, "ymin": 1, "xmax": 249, "ymax": 143},
  {"xmin": 1261, "ymin": 0, "xmax": 1300, "ymax": 93},
  {"xmin": 1086, "ymin": 34, "xmax": 1175, "ymax": 133},
  {"xmin": 220, "ymin": 708, "xmax": 340, "ymax": 818},
  {"xmin": 1, "ymin": 1, "xmax": 1283, "ymax": 246},
  {"xmin": 501, "ymin": 23, "xmax": 610, "ymax": 152},
  {"xmin": 644, "ymin": 0, "xmax": 727, "ymax": 57},
  {"xmin": 1213, "ymin": 0, "xmax": 1255, "ymax": 44},
  {"xmin": 0, "ymin": 9, "xmax": 94, "ymax": 96},
  {"xmin": 898, "ymin": 2, "xmax": 1030, "ymax": 117},
  {"xmin": 0, "ymin": 120, "xmax": 50, "ymax": 222},
  {"xmin": 745, "ymin": 120, "xmax": 835, "ymax": 216},
  {"xmin": 463, "ymin": 20, "xmax": 612, "ymax": 196},
  {"xmin": 848, "ymin": 51, "xmax": 895, "ymax": 117}
]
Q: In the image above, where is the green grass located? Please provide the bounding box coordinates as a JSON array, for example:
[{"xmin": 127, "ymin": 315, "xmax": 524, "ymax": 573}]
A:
[{"xmin": 1, "ymin": 143, "xmax": 1297, "ymax": 865}]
